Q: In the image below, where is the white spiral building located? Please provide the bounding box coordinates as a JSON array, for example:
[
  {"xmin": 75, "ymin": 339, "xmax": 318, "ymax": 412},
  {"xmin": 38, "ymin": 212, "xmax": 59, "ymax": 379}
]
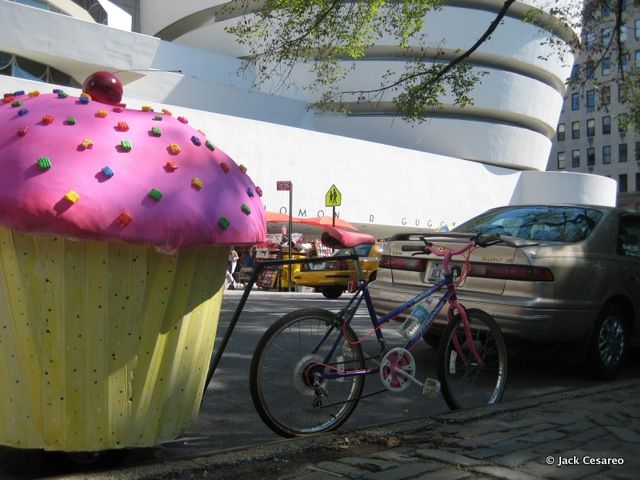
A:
[{"xmin": 0, "ymin": 0, "xmax": 616, "ymax": 237}]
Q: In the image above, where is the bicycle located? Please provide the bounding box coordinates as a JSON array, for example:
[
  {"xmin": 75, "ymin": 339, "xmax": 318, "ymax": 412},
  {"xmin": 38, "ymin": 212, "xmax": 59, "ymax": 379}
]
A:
[{"xmin": 249, "ymin": 228, "xmax": 509, "ymax": 437}]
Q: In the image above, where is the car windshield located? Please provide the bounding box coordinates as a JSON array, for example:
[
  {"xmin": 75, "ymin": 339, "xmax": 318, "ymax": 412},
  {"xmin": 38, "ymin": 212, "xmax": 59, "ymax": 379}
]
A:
[{"xmin": 454, "ymin": 206, "xmax": 604, "ymax": 242}]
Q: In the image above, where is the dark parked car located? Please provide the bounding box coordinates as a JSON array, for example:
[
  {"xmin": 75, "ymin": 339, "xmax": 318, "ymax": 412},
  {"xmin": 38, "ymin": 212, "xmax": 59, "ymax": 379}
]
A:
[{"xmin": 369, "ymin": 204, "xmax": 640, "ymax": 378}]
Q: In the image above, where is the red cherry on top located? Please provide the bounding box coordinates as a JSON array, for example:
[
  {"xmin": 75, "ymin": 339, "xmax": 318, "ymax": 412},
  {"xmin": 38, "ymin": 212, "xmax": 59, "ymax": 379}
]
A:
[{"xmin": 82, "ymin": 71, "xmax": 123, "ymax": 106}]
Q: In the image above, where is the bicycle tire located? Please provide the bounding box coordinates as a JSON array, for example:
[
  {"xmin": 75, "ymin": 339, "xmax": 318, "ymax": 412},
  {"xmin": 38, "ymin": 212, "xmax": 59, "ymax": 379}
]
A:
[
  {"xmin": 438, "ymin": 308, "xmax": 508, "ymax": 410},
  {"xmin": 250, "ymin": 308, "xmax": 365, "ymax": 437}
]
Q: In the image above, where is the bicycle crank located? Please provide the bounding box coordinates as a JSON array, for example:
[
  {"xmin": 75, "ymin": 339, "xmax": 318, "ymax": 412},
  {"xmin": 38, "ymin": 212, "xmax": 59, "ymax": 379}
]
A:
[{"xmin": 379, "ymin": 348, "xmax": 441, "ymax": 397}]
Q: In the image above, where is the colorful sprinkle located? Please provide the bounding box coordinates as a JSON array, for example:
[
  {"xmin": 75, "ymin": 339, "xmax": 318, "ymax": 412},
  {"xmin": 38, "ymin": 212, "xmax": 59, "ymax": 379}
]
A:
[
  {"xmin": 149, "ymin": 188, "xmax": 163, "ymax": 201},
  {"xmin": 113, "ymin": 106, "xmax": 125, "ymax": 113},
  {"xmin": 79, "ymin": 94, "xmax": 91, "ymax": 104},
  {"xmin": 120, "ymin": 140, "xmax": 132, "ymax": 151},
  {"xmin": 255, "ymin": 186, "xmax": 263, "ymax": 197},
  {"xmin": 177, "ymin": 116, "xmax": 188, "ymax": 124},
  {"xmin": 11, "ymin": 100, "xmax": 23, "ymax": 108},
  {"xmin": 191, "ymin": 178, "xmax": 204, "ymax": 189},
  {"xmin": 117, "ymin": 211, "xmax": 132, "ymax": 227},
  {"xmin": 153, "ymin": 114, "xmax": 163, "ymax": 121},
  {"xmin": 117, "ymin": 121, "xmax": 129, "ymax": 131},
  {"xmin": 168, "ymin": 144, "xmax": 181, "ymax": 155},
  {"xmin": 28, "ymin": 90, "xmax": 40, "ymax": 97},
  {"xmin": 18, "ymin": 109, "xmax": 28, "ymax": 116},
  {"xmin": 52, "ymin": 89, "xmax": 62, "ymax": 94},
  {"xmin": 218, "ymin": 217, "xmax": 230, "ymax": 229},
  {"xmin": 162, "ymin": 108, "xmax": 172, "ymax": 116},
  {"xmin": 191, "ymin": 136, "xmax": 201, "ymax": 146},
  {"xmin": 151, "ymin": 127, "xmax": 161, "ymax": 137},
  {"xmin": 65, "ymin": 191, "xmax": 80, "ymax": 203},
  {"xmin": 96, "ymin": 109, "xmax": 108, "ymax": 118},
  {"xmin": 13, "ymin": 90, "xmax": 25, "ymax": 96},
  {"xmin": 80, "ymin": 139, "xmax": 94, "ymax": 149},
  {"xmin": 205, "ymin": 140, "xmax": 215, "ymax": 151},
  {"xmin": 102, "ymin": 166, "xmax": 114, "ymax": 178},
  {"xmin": 247, "ymin": 187, "xmax": 254, "ymax": 197},
  {"xmin": 57, "ymin": 91, "xmax": 68, "ymax": 99},
  {"xmin": 241, "ymin": 204, "xmax": 251, "ymax": 215},
  {"xmin": 164, "ymin": 161, "xmax": 178, "ymax": 172},
  {"xmin": 220, "ymin": 162, "xmax": 230, "ymax": 173},
  {"xmin": 2, "ymin": 96, "xmax": 15, "ymax": 104},
  {"xmin": 37, "ymin": 156, "xmax": 51, "ymax": 170},
  {"xmin": 142, "ymin": 105, "xmax": 153, "ymax": 112},
  {"xmin": 41, "ymin": 115, "xmax": 54, "ymax": 125},
  {"xmin": 17, "ymin": 126, "xmax": 28, "ymax": 137},
  {"xmin": 239, "ymin": 164, "xmax": 248, "ymax": 174},
  {"xmin": 65, "ymin": 116, "xmax": 76, "ymax": 125}
]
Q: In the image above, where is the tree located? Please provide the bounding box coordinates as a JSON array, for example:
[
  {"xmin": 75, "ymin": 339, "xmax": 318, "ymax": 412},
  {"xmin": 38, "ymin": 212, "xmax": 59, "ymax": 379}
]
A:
[{"xmin": 226, "ymin": 0, "xmax": 638, "ymax": 129}]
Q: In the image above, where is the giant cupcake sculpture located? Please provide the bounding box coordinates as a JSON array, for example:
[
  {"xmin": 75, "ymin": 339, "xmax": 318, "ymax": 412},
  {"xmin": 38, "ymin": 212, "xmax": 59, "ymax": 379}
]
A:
[{"xmin": 0, "ymin": 72, "xmax": 266, "ymax": 451}]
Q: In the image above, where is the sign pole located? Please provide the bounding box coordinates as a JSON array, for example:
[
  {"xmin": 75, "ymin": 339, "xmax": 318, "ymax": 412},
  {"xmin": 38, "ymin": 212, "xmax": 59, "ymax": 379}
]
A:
[
  {"xmin": 332, "ymin": 206, "xmax": 335, "ymax": 228},
  {"xmin": 288, "ymin": 185, "xmax": 293, "ymax": 292}
]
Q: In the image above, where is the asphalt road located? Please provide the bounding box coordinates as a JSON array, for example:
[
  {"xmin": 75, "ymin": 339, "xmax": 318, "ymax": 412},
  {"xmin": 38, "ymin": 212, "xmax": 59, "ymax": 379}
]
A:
[{"xmin": 1, "ymin": 291, "xmax": 638, "ymax": 479}]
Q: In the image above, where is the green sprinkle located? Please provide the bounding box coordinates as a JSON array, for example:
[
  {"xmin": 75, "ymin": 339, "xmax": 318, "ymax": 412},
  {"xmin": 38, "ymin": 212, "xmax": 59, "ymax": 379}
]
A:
[
  {"xmin": 120, "ymin": 140, "xmax": 132, "ymax": 151},
  {"xmin": 149, "ymin": 188, "xmax": 162, "ymax": 201},
  {"xmin": 241, "ymin": 204, "xmax": 251, "ymax": 215},
  {"xmin": 11, "ymin": 100, "xmax": 23, "ymax": 108},
  {"xmin": 151, "ymin": 127, "xmax": 161, "ymax": 137},
  {"xmin": 57, "ymin": 91, "xmax": 68, "ymax": 99},
  {"xmin": 218, "ymin": 217, "xmax": 230, "ymax": 229},
  {"xmin": 205, "ymin": 140, "xmax": 215, "ymax": 151},
  {"xmin": 66, "ymin": 116, "xmax": 76, "ymax": 125},
  {"xmin": 37, "ymin": 157, "xmax": 51, "ymax": 170},
  {"xmin": 153, "ymin": 115, "xmax": 163, "ymax": 121}
]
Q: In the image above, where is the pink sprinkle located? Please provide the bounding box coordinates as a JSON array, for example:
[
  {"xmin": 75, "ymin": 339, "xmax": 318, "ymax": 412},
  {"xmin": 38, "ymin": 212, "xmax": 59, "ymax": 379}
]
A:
[
  {"xmin": 177, "ymin": 116, "xmax": 188, "ymax": 124},
  {"xmin": 17, "ymin": 126, "xmax": 28, "ymax": 137}
]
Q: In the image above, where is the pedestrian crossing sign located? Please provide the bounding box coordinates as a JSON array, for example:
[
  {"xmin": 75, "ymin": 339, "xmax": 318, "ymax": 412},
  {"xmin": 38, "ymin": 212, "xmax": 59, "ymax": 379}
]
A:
[{"xmin": 325, "ymin": 184, "xmax": 342, "ymax": 207}]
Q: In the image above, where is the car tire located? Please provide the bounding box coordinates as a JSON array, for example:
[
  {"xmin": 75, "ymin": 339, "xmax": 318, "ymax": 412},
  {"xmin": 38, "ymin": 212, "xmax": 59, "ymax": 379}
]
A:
[
  {"xmin": 321, "ymin": 286, "xmax": 344, "ymax": 299},
  {"xmin": 585, "ymin": 305, "xmax": 628, "ymax": 380}
]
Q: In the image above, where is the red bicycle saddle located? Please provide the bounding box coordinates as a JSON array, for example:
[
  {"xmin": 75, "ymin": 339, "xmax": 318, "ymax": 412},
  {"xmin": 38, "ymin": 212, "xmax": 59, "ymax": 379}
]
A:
[{"xmin": 321, "ymin": 227, "xmax": 375, "ymax": 249}]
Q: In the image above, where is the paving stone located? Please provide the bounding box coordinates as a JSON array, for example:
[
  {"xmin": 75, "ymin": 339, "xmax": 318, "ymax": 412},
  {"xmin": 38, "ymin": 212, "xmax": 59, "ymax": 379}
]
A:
[
  {"xmin": 605, "ymin": 426, "xmax": 640, "ymax": 443},
  {"xmin": 414, "ymin": 448, "xmax": 481, "ymax": 467},
  {"xmin": 471, "ymin": 465, "xmax": 542, "ymax": 480},
  {"xmin": 315, "ymin": 460, "xmax": 369, "ymax": 478},
  {"xmin": 564, "ymin": 426, "xmax": 607, "ymax": 444},
  {"xmin": 363, "ymin": 462, "xmax": 441, "ymax": 480},
  {"xmin": 492, "ymin": 450, "xmax": 540, "ymax": 468},
  {"xmin": 462, "ymin": 447, "xmax": 502, "ymax": 459},
  {"xmin": 513, "ymin": 429, "xmax": 566, "ymax": 444},
  {"xmin": 370, "ymin": 449, "xmax": 421, "ymax": 463},
  {"xmin": 414, "ymin": 467, "xmax": 474, "ymax": 479},
  {"xmin": 339, "ymin": 457, "xmax": 398, "ymax": 472}
]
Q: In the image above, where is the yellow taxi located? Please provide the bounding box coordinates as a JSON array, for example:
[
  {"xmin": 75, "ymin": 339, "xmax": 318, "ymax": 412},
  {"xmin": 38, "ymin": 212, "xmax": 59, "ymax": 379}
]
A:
[{"xmin": 294, "ymin": 243, "xmax": 383, "ymax": 298}]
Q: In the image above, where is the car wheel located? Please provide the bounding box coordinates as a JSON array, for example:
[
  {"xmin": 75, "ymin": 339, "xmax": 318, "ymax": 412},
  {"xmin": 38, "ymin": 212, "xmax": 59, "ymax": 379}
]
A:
[
  {"xmin": 586, "ymin": 305, "xmax": 628, "ymax": 380},
  {"xmin": 321, "ymin": 286, "xmax": 344, "ymax": 299}
]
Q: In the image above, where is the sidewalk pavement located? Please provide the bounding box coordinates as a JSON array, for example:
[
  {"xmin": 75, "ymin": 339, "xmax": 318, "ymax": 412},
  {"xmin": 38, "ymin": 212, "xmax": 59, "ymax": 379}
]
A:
[{"xmin": 61, "ymin": 380, "xmax": 640, "ymax": 480}]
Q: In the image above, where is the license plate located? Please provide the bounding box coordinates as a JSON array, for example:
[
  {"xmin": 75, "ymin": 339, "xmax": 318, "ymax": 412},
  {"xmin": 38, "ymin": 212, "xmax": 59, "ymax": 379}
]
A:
[{"xmin": 426, "ymin": 261, "xmax": 443, "ymax": 283}]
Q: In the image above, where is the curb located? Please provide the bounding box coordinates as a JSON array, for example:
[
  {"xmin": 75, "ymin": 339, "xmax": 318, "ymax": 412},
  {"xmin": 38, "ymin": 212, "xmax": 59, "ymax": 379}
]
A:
[{"xmin": 55, "ymin": 380, "xmax": 640, "ymax": 480}]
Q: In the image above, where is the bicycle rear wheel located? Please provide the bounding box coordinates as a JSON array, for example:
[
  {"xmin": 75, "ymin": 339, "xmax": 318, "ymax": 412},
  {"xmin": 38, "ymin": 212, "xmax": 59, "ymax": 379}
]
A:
[
  {"xmin": 250, "ymin": 308, "xmax": 365, "ymax": 437},
  {"xmin": 438, "ymin": 308, "xmax": 508, "ymax": 410}
]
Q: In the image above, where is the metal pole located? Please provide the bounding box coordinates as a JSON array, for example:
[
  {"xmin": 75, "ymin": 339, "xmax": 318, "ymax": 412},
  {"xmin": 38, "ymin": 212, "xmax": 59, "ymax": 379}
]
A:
[
  {"xmin": 288, "ymin": 185, "xmax": 293, "ymax": 292},
  {"xmin": 332, "ymin": 206, "xmax": 336, "ymax": 228}
]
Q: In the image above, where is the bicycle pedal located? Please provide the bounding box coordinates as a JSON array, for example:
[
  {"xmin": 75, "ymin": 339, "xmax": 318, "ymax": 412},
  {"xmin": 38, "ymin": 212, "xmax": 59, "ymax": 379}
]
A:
[{"xmin": 422, "ymin": 377, "xmax": 441, "ymax": 397}]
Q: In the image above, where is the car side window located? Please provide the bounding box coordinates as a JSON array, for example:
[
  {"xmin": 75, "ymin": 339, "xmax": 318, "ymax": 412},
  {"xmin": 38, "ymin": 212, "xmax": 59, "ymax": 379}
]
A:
[{"xmin": 617, "ymin": 216, "xmax": 640, "ymax": 258}]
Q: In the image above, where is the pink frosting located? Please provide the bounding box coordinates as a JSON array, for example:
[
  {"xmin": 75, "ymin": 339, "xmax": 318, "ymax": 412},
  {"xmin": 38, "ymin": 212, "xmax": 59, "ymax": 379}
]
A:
[{"xmin": 0, "ymin": 90, "xmax": 266, "ymax": 250}]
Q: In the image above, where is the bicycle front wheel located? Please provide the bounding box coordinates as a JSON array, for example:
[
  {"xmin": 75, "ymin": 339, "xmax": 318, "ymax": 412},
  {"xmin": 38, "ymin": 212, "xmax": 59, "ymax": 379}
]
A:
[
  {"xmin": 250, "ymin": 308, "xmax": 365, "ymax": 437},
  {"xmin": 438, "ymin": 308, "xmax": 508, "ymax": 410}
]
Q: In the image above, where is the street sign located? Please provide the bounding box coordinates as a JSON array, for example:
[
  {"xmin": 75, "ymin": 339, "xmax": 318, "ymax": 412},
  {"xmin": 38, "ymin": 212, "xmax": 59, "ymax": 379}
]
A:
[
  {"xmin": 325, "ymin": 184, "xmax": 342, "ymax": 207},
  {"xmin": 276, "ymin": 180, "xmax": 292, "ymax": 191}
]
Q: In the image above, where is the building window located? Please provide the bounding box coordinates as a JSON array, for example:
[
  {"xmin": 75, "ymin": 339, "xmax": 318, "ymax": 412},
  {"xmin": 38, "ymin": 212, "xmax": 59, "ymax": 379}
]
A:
[
  {"xmin": 636, "ymin": 50, "xmax": 640, "ymax": 67},
  {"xmin": 621, "ymin": 53, "xmax": 629, "ymax": 73},
  {"xmin": 561, "ymin": 98, "xmax": 565, "ymax": 113},
  {"xmin": 603, "ymin": 145, "xmax": 612, "ymax": 164},
  {"xmin": 587, "ymin": 118, "xmax": 595, "ymax": 137},
  {"xmin": 0, "ymin": 50, "xmax": 79, "ymax": 87},
  {"xmin": 586, "ymin": 89, "xmax": 595, "ymax": 109},
  {"xmin": 619, "ymin": 143, "xmax": 628, "ymax": 163},
  {"xmin": 572, "ymin": 121, "xmax": 580, "ymax": 139},
  {"xmin": 571, "ymin": 92, "xmax": 580, "ymax": 110},
  {"xmin": 602, "ymin": 5, "xmax": 612, "ymax": 17},
  {"xmin": 636, "ymin": 173, "xmax": 640, "ymax": 192},
  {"xmin": 602, "ymin": 85, "xmax": 611, "ymax": 105},
  {"xmin": 619, "ymin": 174, "xmax": 628, "ymax": 193},
  {"xmin": 557, "ymin": 151, "xmax": 566, "ymax": 170},
  {"xmin": 621, "ymin": 25, "xmax": 628, "ymax": 42},
  {"xmin": 602, "ymin": 57, "xmax": 611, "ymax": 75},
  {"xmin": 602, "ymin": 27, "xmax": 612, "ymax": 46},
  {"xmin": 636, "ymin": 19, "xmax": 640, "ymax": 39},
  {"xmin": 587, "ymin": 147, "xmax": 595, "ymax": 166},
  {"xmin": 603, "ymin": 116, "xmax": 611, "ymax": 134},
  {"xmin": 572, "ymin": 150, "xmax": 581, "ymax": 168},
  {"xmin": 586, "ymin": 62, "xmax": 595, "ymax": 79},
  {"xmin": 636, "ymin": 141, "xmax": 640, "ymax": 161},
  {"xmin": 557, "ymin": 123, "xmax": 565, "ymax": 141},
  {"xmin": 619, "ymin": 82, "xmax": 627, "ymax": 102}
]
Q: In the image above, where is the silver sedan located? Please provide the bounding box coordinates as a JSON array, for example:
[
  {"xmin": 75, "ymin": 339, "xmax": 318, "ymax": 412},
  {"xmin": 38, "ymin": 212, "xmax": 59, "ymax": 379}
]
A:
[{"xmin": 369, "ymin": 204, "xmax": 640, "ymax": 379}]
